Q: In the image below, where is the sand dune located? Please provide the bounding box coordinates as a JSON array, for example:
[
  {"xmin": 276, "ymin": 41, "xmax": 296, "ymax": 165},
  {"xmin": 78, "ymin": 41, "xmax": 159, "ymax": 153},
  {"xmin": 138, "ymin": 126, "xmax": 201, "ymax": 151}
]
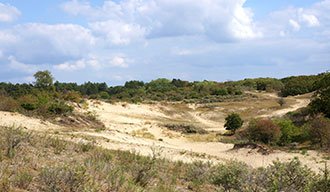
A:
[{"xmin": 0, "ymin": 92, "xmax": 328, "ymax": 172}]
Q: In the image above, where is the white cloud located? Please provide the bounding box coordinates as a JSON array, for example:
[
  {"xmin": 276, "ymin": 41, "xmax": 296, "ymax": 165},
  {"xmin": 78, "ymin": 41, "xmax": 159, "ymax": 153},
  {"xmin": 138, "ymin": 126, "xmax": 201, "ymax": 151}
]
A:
[
  {"xmin": 1, "ymin": 23, "xmax": 96, "ymax": 65},
  {"xmin": 8, "ymin": 56, "xmax": 38, "ymax": 73},
  {"xmin": 0, "ymin": 3, "xmax": 21, "ymax": 22},
  {"xmin": 89, "ymin": 20, "xmax": 146, "ymax": 45},
  {"xmin": 54, "ymin": 59, "xmax": 86, "ymax": 71},
  {"xmin": 301, "ymin": 13, "xmax": 320, "ymax": 27},
  {"xmin": 110, "ymin": 55, "xmax": 133, "ymax": 68},
  {"xmin": 62, "ymin": 0, "xmax": 261, "ymax": 42},
  {"xmin": 289, "ymin": 19, "xmax": 301, "ymax": 31}
]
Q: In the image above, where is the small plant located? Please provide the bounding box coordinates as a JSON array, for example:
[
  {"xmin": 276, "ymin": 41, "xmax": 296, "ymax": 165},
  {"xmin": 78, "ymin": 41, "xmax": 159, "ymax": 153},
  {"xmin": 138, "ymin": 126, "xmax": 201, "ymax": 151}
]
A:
[
  {"xmin": 49, "ymin": 137, "xmax": 67, "ymax": 154},
  {"xmin": 3, "ymin": 125, "xmax": 30, "ymax": 158},
  {"xmin": 14, "ymin": 170, "xmax": 33, "ymax": 190},
  {"xmin": 278, "ymin": 98, "xmax": 286, "ymax": 106}
]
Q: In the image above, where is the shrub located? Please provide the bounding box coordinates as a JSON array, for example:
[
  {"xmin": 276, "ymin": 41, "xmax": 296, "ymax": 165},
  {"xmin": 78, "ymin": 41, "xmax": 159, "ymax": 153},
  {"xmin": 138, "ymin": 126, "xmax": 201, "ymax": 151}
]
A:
[
  {"xmin": 64, "ymin": 91, "xmax": 81, "ymax": 103},
  {"xmin": 261, "ymin": 158, "xmax": 314, "ymax": 191},
  {"xmin": 0, "ymin": 96, "xmax": 19, "ymax": 112},
  {"xmin": 210, "ymin": 161, "xmax": 249, "ymax": 191},
  {"xmin": 247, "ymin": 119, "xmax": 282, "ymax": 145},
  {"xmin": 185, "ymin": 161, "xmax": 211, "ymax": 189},
  {"xmin": 2, "ymin": 125, "xmax": 30, "ymax": 158}
]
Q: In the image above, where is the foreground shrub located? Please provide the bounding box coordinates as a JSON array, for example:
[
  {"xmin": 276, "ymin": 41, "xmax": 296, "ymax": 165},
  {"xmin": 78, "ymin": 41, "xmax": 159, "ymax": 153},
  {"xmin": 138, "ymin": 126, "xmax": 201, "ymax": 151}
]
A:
[
  {"xmin": 210, "ymin": 161, "xmax": 249, "ymax": 191},
  {"xmin": 261, "ymin": 158, "xmax": 314, "ymax": 191},
  {"xmin": 246, "ymin": 119, "xmax": 282, "ymax": 145}
]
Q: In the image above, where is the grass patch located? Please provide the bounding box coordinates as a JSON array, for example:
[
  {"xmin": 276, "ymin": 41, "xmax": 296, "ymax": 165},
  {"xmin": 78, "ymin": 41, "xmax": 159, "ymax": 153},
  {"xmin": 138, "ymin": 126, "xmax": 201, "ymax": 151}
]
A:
[
  {"xmin": 131, "ymin": 128, "xmax": 156, "ymax": 140},
  {"xmin": 0, "ymin": 125, "xmax": 329, "ymax": 192}
]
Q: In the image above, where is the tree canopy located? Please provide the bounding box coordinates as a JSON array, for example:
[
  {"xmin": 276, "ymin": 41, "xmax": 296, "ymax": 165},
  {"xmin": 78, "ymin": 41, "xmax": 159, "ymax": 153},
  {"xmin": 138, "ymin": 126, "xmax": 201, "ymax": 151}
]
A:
[
  {"xmin": 309, "ymin": 72, "xmax": 330, "ymax": 118},
  {"xmin": 224, "ymin": 113, "xmax": 244, "ymax": 133},
  {"xmin": 33, "ymin": 70, "xmax": 54, "ymax": 90}
]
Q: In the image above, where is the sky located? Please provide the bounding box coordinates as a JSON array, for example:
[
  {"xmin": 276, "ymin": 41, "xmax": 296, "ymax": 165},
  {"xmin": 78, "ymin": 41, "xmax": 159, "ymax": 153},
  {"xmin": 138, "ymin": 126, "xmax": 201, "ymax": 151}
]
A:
[{"xmin": 0, "ymin": 0, "xmax": 329, "ymax": 85}]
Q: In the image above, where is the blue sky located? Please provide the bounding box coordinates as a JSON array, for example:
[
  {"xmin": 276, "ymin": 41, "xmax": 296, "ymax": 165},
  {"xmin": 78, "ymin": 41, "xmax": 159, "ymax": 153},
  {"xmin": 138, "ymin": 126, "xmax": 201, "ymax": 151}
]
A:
[{"xmin": 0, "ymin": 0, "xmax": 329, "ymax": 85}]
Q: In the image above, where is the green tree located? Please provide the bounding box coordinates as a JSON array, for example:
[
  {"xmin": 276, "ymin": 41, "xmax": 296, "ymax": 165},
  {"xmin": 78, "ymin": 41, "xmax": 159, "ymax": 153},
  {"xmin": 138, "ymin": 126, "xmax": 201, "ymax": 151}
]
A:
[
  {"xmin": 33, "ymin": 70, "xmax": 54, "ymax": 90},
  {"xmin": 224, "ymin": 113, "xmax": 244, "ymax": 134}
]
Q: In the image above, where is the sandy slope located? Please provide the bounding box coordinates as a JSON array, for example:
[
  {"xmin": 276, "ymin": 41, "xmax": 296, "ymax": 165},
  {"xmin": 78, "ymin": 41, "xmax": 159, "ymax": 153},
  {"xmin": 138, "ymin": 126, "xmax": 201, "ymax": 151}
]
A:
[{"xmin": 0, "ymin": 92, "xmax": 328, "ymax": 172}]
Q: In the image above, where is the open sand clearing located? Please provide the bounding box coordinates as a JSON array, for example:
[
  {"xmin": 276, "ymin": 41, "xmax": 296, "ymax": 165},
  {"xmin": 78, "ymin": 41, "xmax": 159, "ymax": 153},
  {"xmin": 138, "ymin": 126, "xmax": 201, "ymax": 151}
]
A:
[{"xmin": 0, "ymin": 92, "xmax": 328, "ymax": 172}]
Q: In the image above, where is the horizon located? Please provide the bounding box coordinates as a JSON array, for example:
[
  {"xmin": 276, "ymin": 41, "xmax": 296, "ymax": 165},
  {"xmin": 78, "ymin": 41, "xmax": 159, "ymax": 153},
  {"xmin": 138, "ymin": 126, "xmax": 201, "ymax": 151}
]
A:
[{"xmin": 0, "ymin": 0, "xmax": 329, "ymax": 85}]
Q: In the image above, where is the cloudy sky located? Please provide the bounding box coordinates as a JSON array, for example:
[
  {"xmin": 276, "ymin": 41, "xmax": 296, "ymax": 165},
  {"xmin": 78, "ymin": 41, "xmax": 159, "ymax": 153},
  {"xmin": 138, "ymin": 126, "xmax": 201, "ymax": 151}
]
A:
[{"xmin": 0, "ymin": 0, "xmax": 329, "ymax": 85}]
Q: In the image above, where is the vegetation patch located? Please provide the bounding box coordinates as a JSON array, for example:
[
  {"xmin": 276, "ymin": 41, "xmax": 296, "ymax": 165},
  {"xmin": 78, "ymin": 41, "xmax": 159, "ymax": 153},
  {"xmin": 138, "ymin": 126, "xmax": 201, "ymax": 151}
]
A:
[{"xmin": 161, "ymin": 123, "xmax": 208, "ymax": 134}]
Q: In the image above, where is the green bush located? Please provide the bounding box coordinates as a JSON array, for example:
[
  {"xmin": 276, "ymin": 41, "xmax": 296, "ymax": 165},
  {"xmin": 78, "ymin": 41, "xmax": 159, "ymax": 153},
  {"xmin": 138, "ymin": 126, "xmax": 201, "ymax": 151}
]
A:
[{"xmin": 274, "ymin": 119, "xmax": 301, "ymax": 145}]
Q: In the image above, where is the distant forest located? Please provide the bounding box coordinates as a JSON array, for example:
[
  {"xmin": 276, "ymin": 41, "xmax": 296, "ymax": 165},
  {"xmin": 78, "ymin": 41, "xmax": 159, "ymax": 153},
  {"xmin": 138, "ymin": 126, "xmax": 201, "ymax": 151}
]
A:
[{"xmin": 0, "ymin": 72, "xmax": 324, "ymax": 103}]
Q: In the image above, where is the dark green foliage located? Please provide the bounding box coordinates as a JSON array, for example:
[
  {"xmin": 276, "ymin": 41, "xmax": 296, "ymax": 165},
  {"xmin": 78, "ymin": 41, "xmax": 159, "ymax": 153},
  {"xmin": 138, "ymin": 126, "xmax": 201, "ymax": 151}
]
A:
[
  {"xmin": 281, "ymin": 75, "xmax": 320, "ymax": 97},
  {"xmin": 224, "ymin": 113, "xmax": 244, "ymax": 133},
  {"xmin": 309, "ymin": 72, "xmax": 330, "ymax": 118},
  {"xmin": 247, "ymin": 119, "xmax": 282, "ymax": 145},
  {"xmin": 20, "ymin": 103, "xmax": 37, "ymax": 111},
  {"xmin": 162, "ymin": 124, "xmax": 208, "ymax": 134},
  {"xmin": 47, "ymin": 102, "xmax": 73, "ymax": 115}
]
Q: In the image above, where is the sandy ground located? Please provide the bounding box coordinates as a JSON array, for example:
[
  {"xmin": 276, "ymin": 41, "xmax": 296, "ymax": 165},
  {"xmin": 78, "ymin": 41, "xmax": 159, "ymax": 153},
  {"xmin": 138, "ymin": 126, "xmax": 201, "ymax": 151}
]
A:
[{"xmin": 0, "ymin": 92, "xmax": 328, "ymax": 172}]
